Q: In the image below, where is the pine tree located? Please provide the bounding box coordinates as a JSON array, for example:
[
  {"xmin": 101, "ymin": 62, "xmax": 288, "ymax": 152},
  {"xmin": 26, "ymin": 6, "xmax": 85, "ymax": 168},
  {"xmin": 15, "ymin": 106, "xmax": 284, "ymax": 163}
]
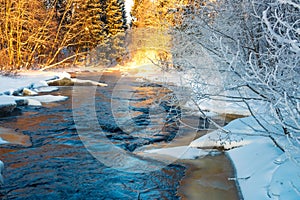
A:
[
  {"xmin": 131, "ymin": 0, "xmax": 177, "ymax": 28},
  {"xmin": 67, "ymin": 0, "xmax": 105, "ymax": 54},
  {"xmin": 99, "ymin": 0, "xmax": 127, "ymax": 66},
  {"xmin": 105, "ymin": 0, "xmax": 126, "ymax": 36}
]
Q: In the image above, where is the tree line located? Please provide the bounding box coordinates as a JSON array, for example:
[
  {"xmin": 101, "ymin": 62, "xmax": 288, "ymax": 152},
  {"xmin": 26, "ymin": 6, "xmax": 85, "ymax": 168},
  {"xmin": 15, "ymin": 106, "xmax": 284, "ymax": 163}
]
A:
[{"xmin": 0, "ymin": 0, "xmax": 127, "ymax": 71}]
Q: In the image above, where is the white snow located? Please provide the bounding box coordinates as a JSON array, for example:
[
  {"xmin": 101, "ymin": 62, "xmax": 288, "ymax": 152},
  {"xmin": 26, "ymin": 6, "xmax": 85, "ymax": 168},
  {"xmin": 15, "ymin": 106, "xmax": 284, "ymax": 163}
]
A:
[
  {"xmin": 0, "ymin": 96, "xmax": 16, "ymax": 107},
  {"xmin": 144, "ymin": 146, "xmax": 210, "ymax": 160},
  {"xmin": 72, "ymin": 78, "xmax": 108, "ymax": 87},
  {"xmin": 142, "ymin": 115, "xmax": 300, "ymax": 199},
  {"xmin": 0, "ymin": 71, "xmax": 66, "ymax": 95},
  {"xmin": 125, "ymin": 0, "xmax": 134, "ymax": 24},
  {"xmin": 133, "ymin": 65, "xmax": 300, "ymax": 200},
  {"xmin": 0, "ymin": 137, "xmax": 8, "ymax": 145},
  {"xmin": 26, "ymin": 99, "xmax": 42, "ymax": 106},
  {"xmin": 25, "ymin": 95, "xmax": 68, "ymax": 103},
  {"xmin": 34, "ymin": 86, "xmax": 59, "ymax": 93},
  {"xmin": 0, "ymin": 71, "xmax": 71, "ymax": 145},
  {"xmin": 12, "ymin": 95, "xmax": 68, "ymax": 107}
]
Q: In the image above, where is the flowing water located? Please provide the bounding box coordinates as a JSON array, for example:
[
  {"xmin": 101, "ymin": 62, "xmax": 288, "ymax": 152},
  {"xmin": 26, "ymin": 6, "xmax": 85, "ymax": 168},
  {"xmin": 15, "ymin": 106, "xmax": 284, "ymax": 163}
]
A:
[{"xmin": 0, "ymin": 71, "xmax": 239, "ymax": 199}]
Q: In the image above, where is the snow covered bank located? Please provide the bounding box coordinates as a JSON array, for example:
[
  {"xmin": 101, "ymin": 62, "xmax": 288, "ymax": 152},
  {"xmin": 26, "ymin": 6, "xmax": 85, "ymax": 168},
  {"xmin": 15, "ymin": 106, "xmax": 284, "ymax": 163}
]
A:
[
  {"xmin": 131, "ymin": 66, "xmax": 299, "ymax": 199},
  {"xmin": 0, "ymin": 70, "xmax": 109, "ymax": 144},
  {"xmin": 0, "ymin": 71, "xmax": 70, "ymax": 95},
  {"xmin": 144, "ymin": 116, "xmax": 300, "ymax": 199},
  {"xmin": 0, "ymin": 71, "xmax": 72, "ymax": 144},
  {"xmin": 0, "ymin": 96, "xmax": 17, "ymax": 114}
]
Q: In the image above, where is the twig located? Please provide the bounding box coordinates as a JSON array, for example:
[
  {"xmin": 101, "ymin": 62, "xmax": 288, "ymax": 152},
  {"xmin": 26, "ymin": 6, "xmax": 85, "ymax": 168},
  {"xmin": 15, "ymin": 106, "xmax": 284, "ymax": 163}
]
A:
[
  {"xmin": 191, "ymin": 98, "xmax": 230, "ymax": 133},
  {"xmin": 242, "ymin": 98, "xmax": 285, "ymax": 152}
]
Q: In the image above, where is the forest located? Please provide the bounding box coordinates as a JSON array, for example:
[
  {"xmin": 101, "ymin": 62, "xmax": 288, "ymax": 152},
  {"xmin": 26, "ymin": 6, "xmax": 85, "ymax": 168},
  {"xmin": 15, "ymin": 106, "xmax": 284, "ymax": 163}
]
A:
[{"xmin": 0, "ymin": 0, "xmax": 128, "ymax": 70}]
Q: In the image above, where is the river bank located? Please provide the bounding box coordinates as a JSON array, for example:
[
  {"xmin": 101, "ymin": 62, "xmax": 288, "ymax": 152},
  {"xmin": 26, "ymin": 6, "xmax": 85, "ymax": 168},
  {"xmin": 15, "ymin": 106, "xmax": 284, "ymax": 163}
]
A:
[
  {"xmin": 127, "ymin": 64, "xmax": 299, "ymax": 199},
  {"xmin": 1, "ymin": 66, "xmax": 299, "ymax": 199}
]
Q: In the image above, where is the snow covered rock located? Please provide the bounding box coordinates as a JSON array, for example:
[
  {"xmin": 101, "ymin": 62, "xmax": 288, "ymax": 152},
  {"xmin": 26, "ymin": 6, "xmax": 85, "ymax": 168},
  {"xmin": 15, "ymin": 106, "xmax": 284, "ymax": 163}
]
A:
[
  {"xmin": 15, "ymin": 99, "xmax": 29, "ymax": 106},
  {"xmin": 72, "ymin": 78, "xmax": 108, "ymax": 87},
  {"xmin": 47, "ymin": 77, "xmax": 108, "ymax": 87},
  {"xmin": 29, "ymin": 95, "xmax": 68, "ymax": 103},
  {"xmin": 27, "ymin": 99, "xmax": 42, "ymax": 106},
  {"xmin": 0, "ymin": 96, "xmax": 17, "ymax": 114},
  {"xmin": 22, "ymin": 88, "xmax": 38, "ymax": 96},
  {"xmin": 47, "ymin": 77, "xmax": 74, "ymax": 86},
  {"xmin": 31, "ymin": 80, "xmax": 48, "ymax": 88}
]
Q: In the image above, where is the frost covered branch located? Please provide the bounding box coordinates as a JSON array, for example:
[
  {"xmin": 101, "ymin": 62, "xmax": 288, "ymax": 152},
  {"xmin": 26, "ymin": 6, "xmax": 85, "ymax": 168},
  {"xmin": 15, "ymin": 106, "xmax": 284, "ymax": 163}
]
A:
[{"xmin": 171, "ymin": 0, "xmax": 299, "ymax": 156}]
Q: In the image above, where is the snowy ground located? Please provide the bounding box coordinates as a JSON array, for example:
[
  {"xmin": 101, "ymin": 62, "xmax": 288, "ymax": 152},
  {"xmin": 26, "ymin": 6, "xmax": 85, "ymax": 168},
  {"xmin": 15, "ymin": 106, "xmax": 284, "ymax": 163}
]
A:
[{"xmin": 130, "ymin": 65, "xmax": 300, "ymax": 200}]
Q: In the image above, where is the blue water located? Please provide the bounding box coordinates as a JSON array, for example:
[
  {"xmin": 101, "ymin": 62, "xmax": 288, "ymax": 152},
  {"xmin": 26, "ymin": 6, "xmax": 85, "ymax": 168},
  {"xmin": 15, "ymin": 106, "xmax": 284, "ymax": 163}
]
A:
[{"xmin": 0, "ymin": 72, "xmax": 186, "ymax": 199}]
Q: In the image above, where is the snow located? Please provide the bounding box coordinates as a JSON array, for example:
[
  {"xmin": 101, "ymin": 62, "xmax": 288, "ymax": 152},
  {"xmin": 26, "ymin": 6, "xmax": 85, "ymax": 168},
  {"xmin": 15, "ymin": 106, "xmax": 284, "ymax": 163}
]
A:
[
  {"xmin": 0, "ymin": 96, "xmax": 16, "ymax": 107},
  {"xmin": 0, "ymin": 137, "xmax": 8, "ymax": 145},
  {"xmin": 228, "ymin": 136, "xmax": 283, "ymax": 199},
  {"xmin": 0, "ymin": 71, "xmax": 69, "ymax": 95},
  {"xmin": 24, "ymin": 95, "xmax": 68, "ymax": 103},
  {"xmin": 26, "ymin": 99, "xmax": 42, "ymax": 106},
  {"xmin": 125, "ymin": 0, "xmax": 134, "ymax": 24},
  {"xmin": 72, "ymin": 78, "xmax": 108, "ymax": 87},
  {"xmin": 142, "ymin": 114, "xmax": 300, "ymax": 199},
  {"xmin": 144, "ymin": 146, "xmax": 210, "ymax": 160},
  {"xmin": 132, "ymin": 65, "xmax": 300, "ymax": 200},
  {"xmin": 0, "ymin": 71, "xmax": 71, "ymax": 145},
  {"xmin": 269, "ymin": 159, "xmax": 300, "ymax": 198},
  {"xmin": 34, "ymin": 86, "xmax": 59, "ymax": 93},
  {"xmin": 196, "ymin": 98, "xmax": 268, "ymax": 116}
]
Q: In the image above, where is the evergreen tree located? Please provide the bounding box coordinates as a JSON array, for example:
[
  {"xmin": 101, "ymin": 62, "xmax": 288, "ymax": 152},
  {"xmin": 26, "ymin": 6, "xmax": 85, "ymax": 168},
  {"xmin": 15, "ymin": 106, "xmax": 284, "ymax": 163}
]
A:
[
  {"xmin": 68, "ymin": 0, "xmax": 105, "ymax": 53},
  {"xmin": 105, "ymin": 0, "xmax": 126, "ymax": 36},
  {"xmin": 131, "ymin": 0, "xmax": 177, "ymax": 28},
  {"xmin": 96, "ymin": 0, "xmax": 127, "ymax": 66}
]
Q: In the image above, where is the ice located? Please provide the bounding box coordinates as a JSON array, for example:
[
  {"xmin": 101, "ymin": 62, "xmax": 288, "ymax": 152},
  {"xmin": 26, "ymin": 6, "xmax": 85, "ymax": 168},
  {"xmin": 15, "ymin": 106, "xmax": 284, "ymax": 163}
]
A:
[
  {"xmin": 29, "ymin": 95, "xmax": 68, "ymax": 103},
  {"xmin": 34, "ymin": 86, "xmax": 59, "ymax": 93},
  {"xmin": 16, "ymin": 95, "xmax": 68, "ymax": 104},
  {"xmin": 26, "ymin": 99, "xmax": 42, "ymax": 106},
  {"xmin": 144, "ymin": 146, "xmax": 210, "ymax": 159},
  {"xmin": 0, "ymin": 137, "xmax": 8, "ymax": 145},
  {"xmin": 0, "ymin": 95, "xmax": 16, "ymax": 107}
]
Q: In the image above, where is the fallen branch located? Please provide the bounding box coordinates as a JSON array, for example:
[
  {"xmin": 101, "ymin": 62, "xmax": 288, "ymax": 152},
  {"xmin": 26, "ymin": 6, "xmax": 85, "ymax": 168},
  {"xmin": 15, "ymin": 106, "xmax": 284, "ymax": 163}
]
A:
[{"xmin": 39, "ymin": 52, "xmax": 88, "ymax": 71}]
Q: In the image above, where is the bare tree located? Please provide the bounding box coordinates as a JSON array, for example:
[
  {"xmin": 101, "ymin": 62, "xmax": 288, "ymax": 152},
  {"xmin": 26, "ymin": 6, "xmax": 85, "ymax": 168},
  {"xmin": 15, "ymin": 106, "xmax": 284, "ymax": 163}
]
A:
[
  {"xmin": 0, "ymin": 0, "xmax": 57, "ymax": 70},
  {"xmin": 171, "ymin": 0, "xmax": 300, "ymax": 155}
]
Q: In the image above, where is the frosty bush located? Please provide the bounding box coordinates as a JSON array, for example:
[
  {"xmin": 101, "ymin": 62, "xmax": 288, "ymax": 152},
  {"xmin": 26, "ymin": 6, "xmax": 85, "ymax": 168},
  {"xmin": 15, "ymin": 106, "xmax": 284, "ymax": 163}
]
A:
[{"xmin": 171, "ymin": 0, "xmax": 299, "ymax": 155}]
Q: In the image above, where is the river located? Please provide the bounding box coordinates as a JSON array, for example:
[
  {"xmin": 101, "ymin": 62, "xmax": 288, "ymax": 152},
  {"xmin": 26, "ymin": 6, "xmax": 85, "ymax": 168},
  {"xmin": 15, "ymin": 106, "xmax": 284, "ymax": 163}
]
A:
[{"xmin": 0, "ymin": 70, "xmax": 240, "ymax": 199}]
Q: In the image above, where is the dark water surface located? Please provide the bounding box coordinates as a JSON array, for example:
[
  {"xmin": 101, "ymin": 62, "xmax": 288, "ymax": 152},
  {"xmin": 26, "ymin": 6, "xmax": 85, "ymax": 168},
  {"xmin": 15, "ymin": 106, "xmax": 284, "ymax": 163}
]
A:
[{"xmin": 0, "ymin": 71, "xmax": 185, "ymax": 199}]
